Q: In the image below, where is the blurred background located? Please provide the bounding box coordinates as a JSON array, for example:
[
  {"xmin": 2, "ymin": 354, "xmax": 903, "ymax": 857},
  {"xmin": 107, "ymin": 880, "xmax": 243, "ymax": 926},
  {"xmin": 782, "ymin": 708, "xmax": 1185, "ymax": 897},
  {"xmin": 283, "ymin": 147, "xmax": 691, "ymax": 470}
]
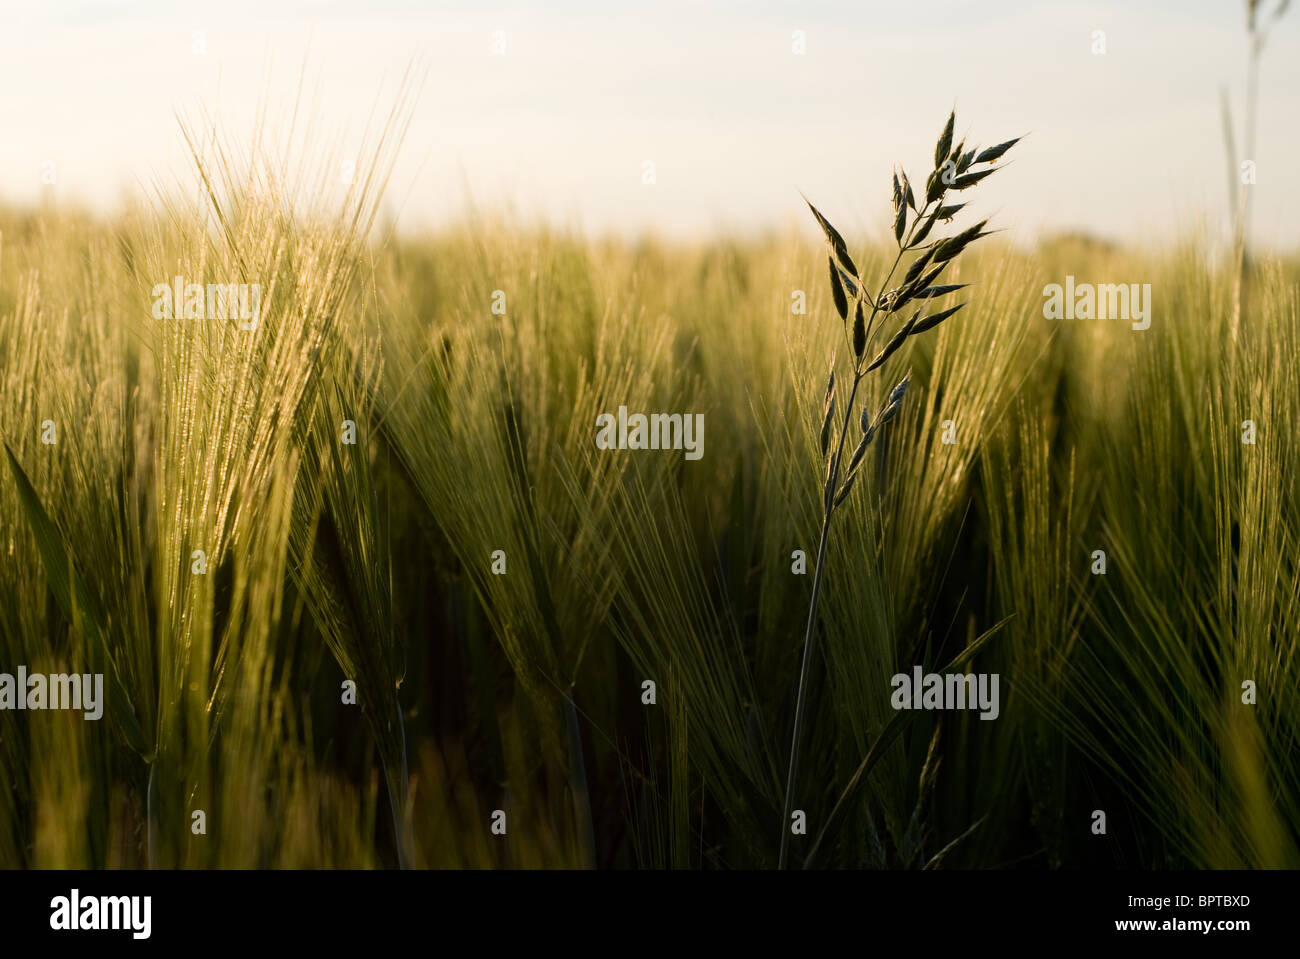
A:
[{"xmin": 0, "ymin": 0, "xmax": 1296, "ymax": 248}]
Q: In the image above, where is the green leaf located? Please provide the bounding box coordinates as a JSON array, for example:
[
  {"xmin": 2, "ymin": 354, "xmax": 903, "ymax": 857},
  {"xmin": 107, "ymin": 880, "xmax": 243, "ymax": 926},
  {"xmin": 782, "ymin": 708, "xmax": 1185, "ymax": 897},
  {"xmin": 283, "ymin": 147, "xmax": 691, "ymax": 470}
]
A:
[
  {"xmin": 4, "ymin": 443, "xmax": 150, "ymax": 758},
  {"xmin": 801, "ymin": 615, "xmax": 1012, "ymax": 868}
]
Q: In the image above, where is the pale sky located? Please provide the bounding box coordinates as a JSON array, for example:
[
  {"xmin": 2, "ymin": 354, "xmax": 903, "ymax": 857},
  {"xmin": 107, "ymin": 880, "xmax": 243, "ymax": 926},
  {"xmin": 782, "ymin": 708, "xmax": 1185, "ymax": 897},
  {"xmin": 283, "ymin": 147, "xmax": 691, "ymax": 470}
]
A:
[{"xmin": 0, "ymin": 0, "xmax": 1297, "ymax": 249}]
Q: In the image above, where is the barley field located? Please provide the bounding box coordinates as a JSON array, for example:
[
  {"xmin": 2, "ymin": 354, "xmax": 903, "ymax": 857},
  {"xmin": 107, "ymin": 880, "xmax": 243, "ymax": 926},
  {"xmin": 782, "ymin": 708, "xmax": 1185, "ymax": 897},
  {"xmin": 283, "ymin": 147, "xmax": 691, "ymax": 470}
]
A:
[{"xmin": 0, "ymin": 92, "xmax": 1296, "ymax": 872}]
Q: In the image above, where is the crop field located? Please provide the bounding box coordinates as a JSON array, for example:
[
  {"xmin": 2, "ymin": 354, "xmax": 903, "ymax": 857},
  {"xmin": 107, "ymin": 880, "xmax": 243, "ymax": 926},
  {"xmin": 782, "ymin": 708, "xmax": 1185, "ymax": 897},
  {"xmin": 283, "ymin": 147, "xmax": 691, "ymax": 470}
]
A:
[{"xmin": 1, "ymin": 95, "xmax": 1297, "ymax": 872}]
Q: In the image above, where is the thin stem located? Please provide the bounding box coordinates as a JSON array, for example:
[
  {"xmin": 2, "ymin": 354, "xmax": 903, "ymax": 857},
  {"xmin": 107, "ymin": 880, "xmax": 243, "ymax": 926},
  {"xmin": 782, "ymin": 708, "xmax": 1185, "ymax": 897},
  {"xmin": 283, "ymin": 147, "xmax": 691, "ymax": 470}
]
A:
[
  {"xmin": 778, "ymin": 369, "xmax": 862, "ymax": 869},
  {"xmin": 382, "ymin": 701, "xmax": 413, "ymax": 869},
  {"xmin": 779, "ymin": 191, "xmax": 936, "ymax": 868},
  {"xmin": 146, "ymin": 760, "xmax": 157, "ymax": 869}
]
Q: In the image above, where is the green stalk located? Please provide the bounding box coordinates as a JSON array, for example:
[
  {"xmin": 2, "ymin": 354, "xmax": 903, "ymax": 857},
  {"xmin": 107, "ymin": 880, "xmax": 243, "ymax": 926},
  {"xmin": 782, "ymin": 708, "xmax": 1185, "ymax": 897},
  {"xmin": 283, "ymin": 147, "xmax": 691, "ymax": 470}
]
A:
[
  {"xmin": 778, "ymin": 371, "xmax": 862, "ymax": 870},
  {"xmin": 383, "ymin": 699, "xmax": 413, "ymax": 869},
  {"xmin": 777, "ymin": 199, "xmax": 928, "ymax": 870},
  {"xmin": 564, "ymin": 691, "xmax": 599, "ymax": 868}
]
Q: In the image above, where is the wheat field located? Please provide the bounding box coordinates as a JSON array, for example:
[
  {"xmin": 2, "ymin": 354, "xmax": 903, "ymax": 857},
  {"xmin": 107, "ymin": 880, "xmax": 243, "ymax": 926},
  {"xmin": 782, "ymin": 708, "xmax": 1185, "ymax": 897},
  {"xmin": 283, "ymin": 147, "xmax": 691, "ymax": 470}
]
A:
[{"xmin": 0, "ymin": 105, "xmax": 1297, "ymax": 870}]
